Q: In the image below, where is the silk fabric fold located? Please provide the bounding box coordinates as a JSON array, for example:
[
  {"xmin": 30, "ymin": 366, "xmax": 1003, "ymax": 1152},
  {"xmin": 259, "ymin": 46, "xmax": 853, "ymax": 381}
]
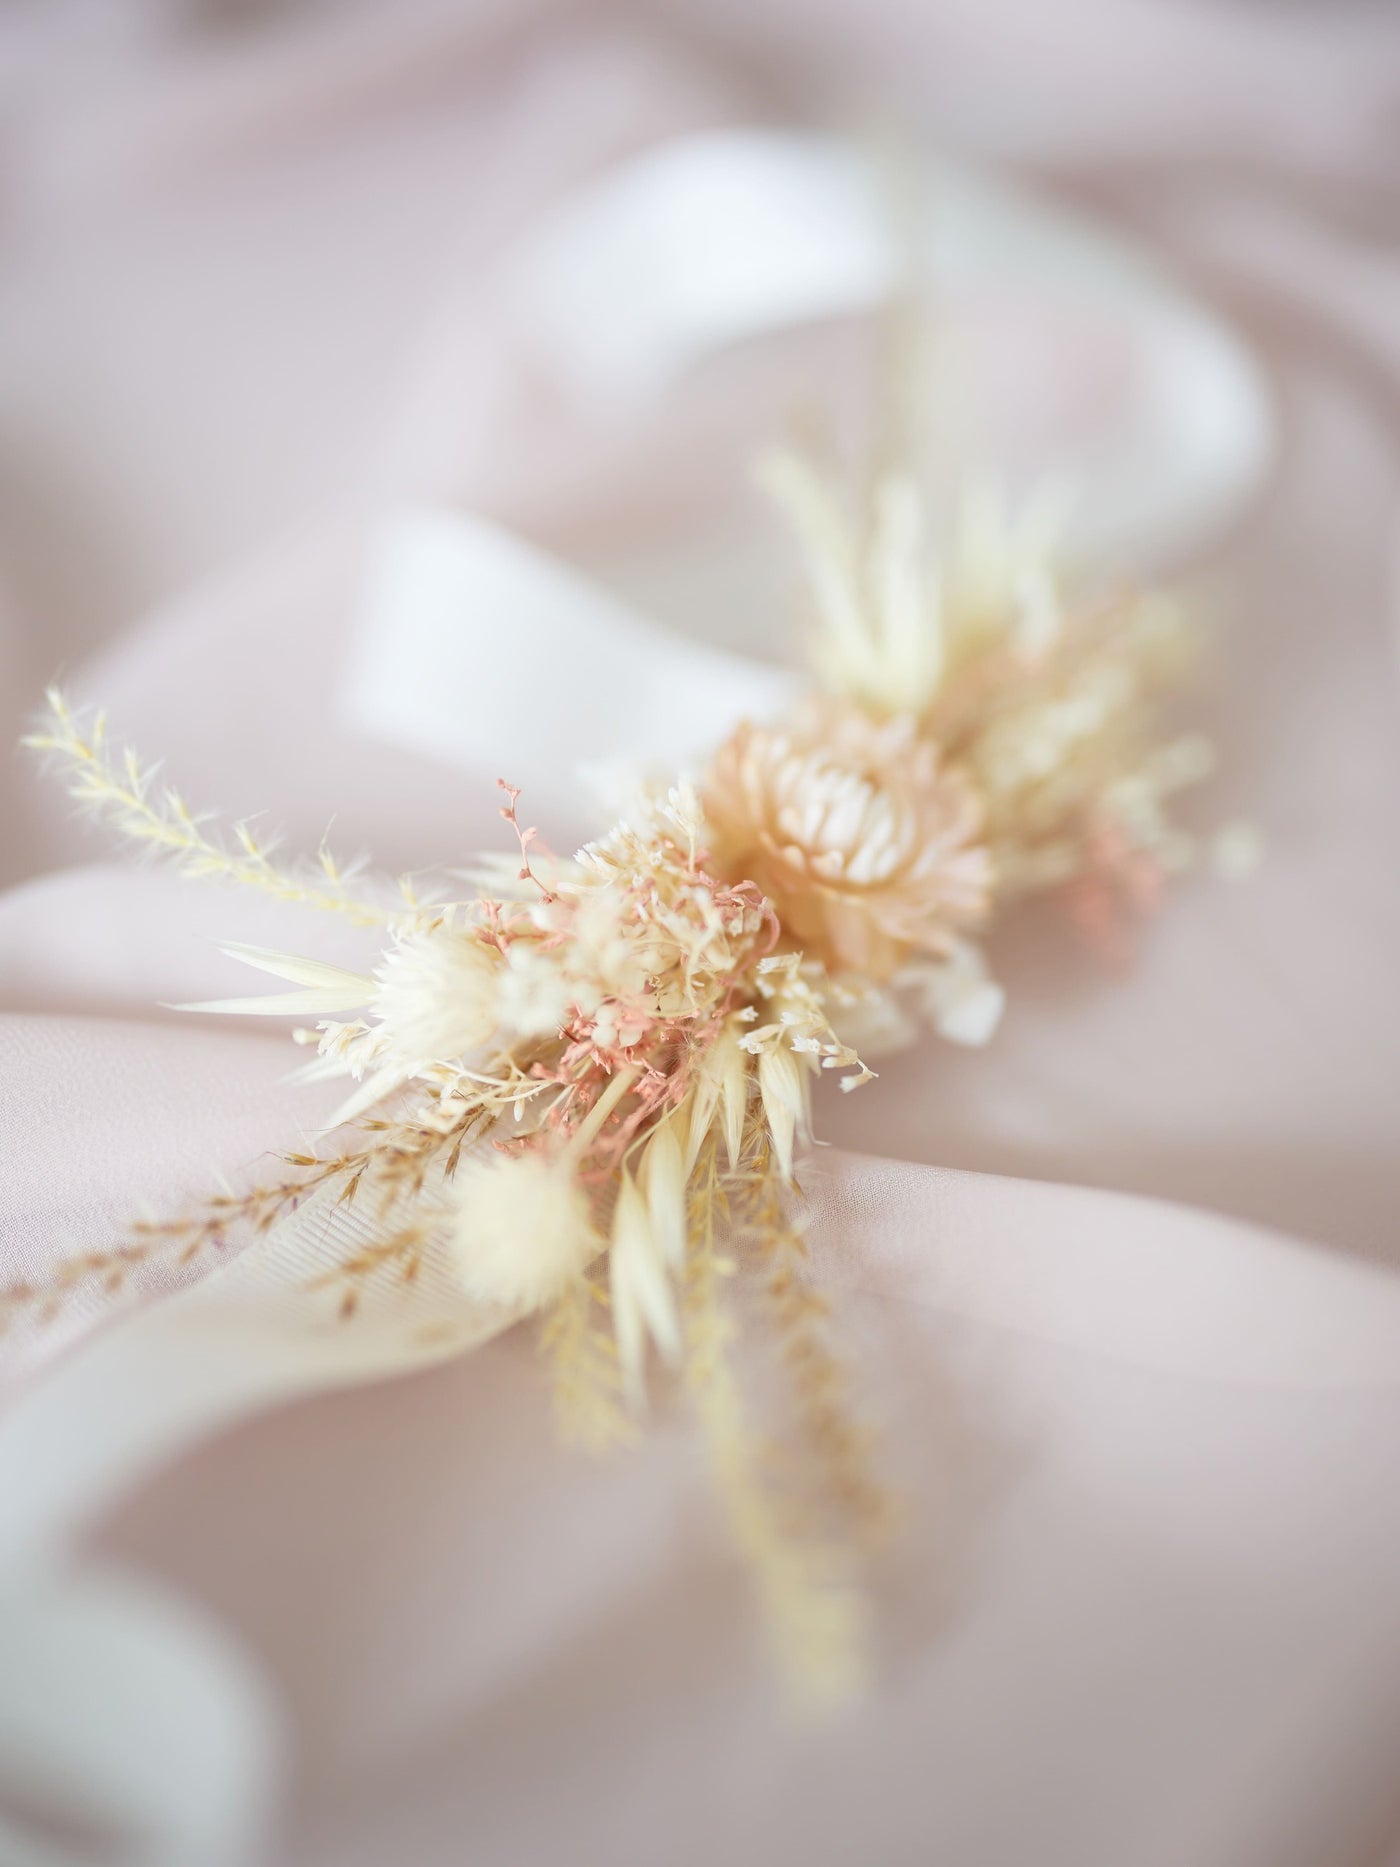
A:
[{"xmin": 3, "ymin": 8, "xmax": 1400, "ymax": 1866}]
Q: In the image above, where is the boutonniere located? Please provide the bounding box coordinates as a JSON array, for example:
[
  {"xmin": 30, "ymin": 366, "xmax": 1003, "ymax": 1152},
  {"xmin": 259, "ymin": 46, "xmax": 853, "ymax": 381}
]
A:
[{"xmin": 16, "ymin": 448, "xmax": 1248, "ymax": 1703}]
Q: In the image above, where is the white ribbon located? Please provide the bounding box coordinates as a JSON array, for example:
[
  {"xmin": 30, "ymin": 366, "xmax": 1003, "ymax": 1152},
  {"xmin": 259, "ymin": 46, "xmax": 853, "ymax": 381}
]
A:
[
  {"xmin": 505, "ymin": 129, "xmax": 1272, "ymax": 566},
  {"xmin": 341, "ymin": 507, "xmax": 798, "ymax": 806},
  {"xmin": 0, "ymin": 1566, "xmax": 281, "ymax": 1867},
  {"xmin": 0, "ymin": 1191, "xmax": 517, "ymax": 1866}
]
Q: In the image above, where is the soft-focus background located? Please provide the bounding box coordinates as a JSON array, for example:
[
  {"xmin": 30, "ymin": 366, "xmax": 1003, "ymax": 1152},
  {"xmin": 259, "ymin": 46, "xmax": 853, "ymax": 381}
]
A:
[{"xmin": 3, "ymin": 5, "xmax": 1400, "ymax": 1866}]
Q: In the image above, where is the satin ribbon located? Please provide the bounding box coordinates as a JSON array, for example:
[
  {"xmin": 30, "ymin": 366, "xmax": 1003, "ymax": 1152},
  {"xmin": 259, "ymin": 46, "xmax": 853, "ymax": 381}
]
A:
[
  {"xmin": 0, "ymin": 1189, "xmax": 517, "ymax": 1866},
  {"xmin": 0, "ymin": 1567, "xmax": 281, "ymax": 1867},
  {"xmin": 341, "ymin": 507, "xmax": 798, "ymax": 803},
  {"xmin": 502, "ymin": 129, "xmax": 1272, "ymax": 566}
]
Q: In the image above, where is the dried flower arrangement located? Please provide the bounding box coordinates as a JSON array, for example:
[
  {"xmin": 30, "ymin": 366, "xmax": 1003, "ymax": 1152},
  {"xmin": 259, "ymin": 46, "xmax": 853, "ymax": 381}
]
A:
[{"xmin": 13, "ymin": 451, "xmax": 1236, "ymax": 1703}]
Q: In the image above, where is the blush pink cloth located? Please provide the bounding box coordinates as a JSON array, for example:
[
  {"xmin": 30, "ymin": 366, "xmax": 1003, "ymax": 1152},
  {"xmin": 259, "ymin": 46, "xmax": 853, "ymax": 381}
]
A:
[{"xmin": 3, "ymin": 5, "xmax": 1400, "ymax": 1866}]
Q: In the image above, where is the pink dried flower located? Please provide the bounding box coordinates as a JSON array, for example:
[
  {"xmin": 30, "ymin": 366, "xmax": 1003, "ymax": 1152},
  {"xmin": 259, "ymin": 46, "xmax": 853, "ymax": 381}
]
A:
[{"xmin": 703, "ymin": 701, "xmax": 991, "ymax": 981}]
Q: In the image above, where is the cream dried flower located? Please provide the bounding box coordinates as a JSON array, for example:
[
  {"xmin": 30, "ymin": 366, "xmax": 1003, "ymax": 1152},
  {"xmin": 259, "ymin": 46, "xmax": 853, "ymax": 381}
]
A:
[
  {"xmin": 295, "ymin": 919, "xmax": 507, "ymax": 1123},
  {"xmin": 371, "ymin": 921, "xmax": 502, "ymax": 1066},
  {"xmin": 935, "ymin": 595, "xmax": 1203, "ymax": 900},
  {"xmin": 704, "ymin": 702, "xmax": 990, "ymax": 981},
  {"xmin": 758, "ymin": 451, "xmax": 1069, "ymax": 719},
  {"xmin": 737, "ymin": 953, "xmax": 873, "ymax": 1176},
  {"xmin": 451, "ymin": 1151, "xmax": 599, "ymax": 1311}
]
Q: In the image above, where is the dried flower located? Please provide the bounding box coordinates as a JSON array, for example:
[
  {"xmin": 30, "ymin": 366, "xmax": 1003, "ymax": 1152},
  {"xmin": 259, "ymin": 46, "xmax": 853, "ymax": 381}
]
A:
[
  {"xmin": 450, "ymin": 1151, "xmax": 599, "ymax": 1312},
  {"xmin": 704, "ymin": 700, "xmax": 990, "ymax": 981},
  {"xmin": 758, "ymin": 451, "xmax": 1069, "ymax": 719},
  {"xmin": 902, "ymin": 938, "xmax": 1005, "ymax": 1048},
  {"xmin": 684, "ymin": 1017, "xmax": 751, "ymax": 1171},
  {"xmin": 370, "ymin": 921, "xmax": 502, "ymax": 1066},
  {"xmin": 761, "ymin": 445, "xmax": 1216, "ymax": 942},
  {"xmin": 933, "ymin": 593, "xmax": 1203, "ymax": 913}
]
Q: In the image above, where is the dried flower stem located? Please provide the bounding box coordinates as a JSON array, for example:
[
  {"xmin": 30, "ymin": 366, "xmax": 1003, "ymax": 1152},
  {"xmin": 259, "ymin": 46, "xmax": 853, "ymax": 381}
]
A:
[
  {"xmin": 26, "ymin": 689, "xmax": 391, "ymax": 925},
  {"xmin": 497, "ymin": 779, "xmax": 555, "ymax": 901},
  {"xmin": 0, "ymin": 1098, "xmax": 486, "ymax": 1333},
  {"xmin": 739, "ymin": 1141, "xmax": 893, "ymax": 1552},
  {"xmin": 683, "ymin": 1134, "xmax": 868, "ymax": 1708},
  {"xmin": 304, "ymin": 1221, "xmax": 433, "ymax": 1320},
  {"xmin": 540, "ymin": 1269, "xmax": 636, "ymax": 1454}
]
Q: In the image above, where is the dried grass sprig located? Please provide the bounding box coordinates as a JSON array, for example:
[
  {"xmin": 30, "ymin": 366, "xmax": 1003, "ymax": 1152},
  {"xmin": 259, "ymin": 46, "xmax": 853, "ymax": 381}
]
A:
[
  {"xmin": 737, "ymin": 1139, "xmax": 894, "ymax": 1553},
  {"xmin": 0, "ymin": 1157, "xmax": 345, "ymax": 1334},
  {"xmin": 540, "ymin": 1269, "xmax": 637, "ymax": 1455},
  {"xmin": 26, "ymin": 688, "xmax": 392, "ymax": 925},
  {"xmin": 683, "ymin": 1132, "xmax": 869, "ymax": 1708},
  {"xmin": 304, "ymin": 1220, "xmax": 433, "ymax": 1321},
  {"xmin": 0, "ymin": 1097, "xmax": 486, "ymax": 1336}
]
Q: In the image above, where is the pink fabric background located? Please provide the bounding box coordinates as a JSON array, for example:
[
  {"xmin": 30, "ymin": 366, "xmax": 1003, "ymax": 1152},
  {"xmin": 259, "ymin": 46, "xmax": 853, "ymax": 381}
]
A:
[{"xmin": 3, "ymin": 4, "xmax": 1400, "ymax": 1863}]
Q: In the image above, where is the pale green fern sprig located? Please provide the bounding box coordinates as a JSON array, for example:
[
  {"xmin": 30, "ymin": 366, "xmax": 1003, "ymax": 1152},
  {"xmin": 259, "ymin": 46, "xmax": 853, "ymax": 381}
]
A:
[{"xmin": 26, "ymin": 688, "xmax": 393, "ymax": 927}]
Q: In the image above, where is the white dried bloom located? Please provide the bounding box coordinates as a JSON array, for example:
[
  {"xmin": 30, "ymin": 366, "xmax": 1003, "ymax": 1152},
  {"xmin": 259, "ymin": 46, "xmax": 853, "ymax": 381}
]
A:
[
  {"xmin": 939, "ymin": 592, "xmax": 1203, "ymax": 898},
  {"xmin": 902, "ymin": 939, "xmax": 1005, "ymax": 1048},
  {"xmin": 496, "ymin": 941, "xmax": 577, "ymax": 1039},
  {"xmin": 944, "ymin": 476, "xmax": 1071, "ymax": 660},
  {"xmin": 451, "ymin": 1151, "xmax": 598, "ymax": 1311},
  {"xmin": 734, "ymin": 954, "xmax": 876, "ymax": 1171},
  {"xmin": 568, "ymin": 782, "xmax": 767, "ymax": 1030},
  {"xmin": 370, "ymin": 923, "xmax": 502, "ymax": 1067},
  {"xmin": 742, "ymin": 954, "xmax": 874, "ymax": 1092}
]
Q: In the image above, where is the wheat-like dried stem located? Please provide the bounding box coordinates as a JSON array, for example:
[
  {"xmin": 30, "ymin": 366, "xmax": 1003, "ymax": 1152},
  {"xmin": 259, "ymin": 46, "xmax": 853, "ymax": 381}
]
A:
[
  {"xmin": 540, "ymin": 1269, "xmax": 637, "ymax": 1454},
  {"xmin": 740, "ymin": 1141, "xmax": 894, "ymax": 1553},
  {"xmin": 683, "ymin": 1135, "xmax": 868, "ymax": 1709},
  {"xmin": 0, "ymin": 1098, "xmax": 486, "ymax": 1336},
  {"xmin": 304, "ymin": 1221, "xmax": 433, "ymax": 1320},
  {"xmin": 0, "ymin": 1160, "xmax": 333, "ymax": 1333},
  {"xmin": 25, "ymin": 688, "xmax": 392, "ymax": 925}
]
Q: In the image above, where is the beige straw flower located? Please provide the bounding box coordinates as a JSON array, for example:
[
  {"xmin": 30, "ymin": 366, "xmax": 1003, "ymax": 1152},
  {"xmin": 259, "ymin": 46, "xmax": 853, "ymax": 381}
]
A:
[{"xmin": 703, "ymin": 701, "xmax": 991, "ymax": 980}]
